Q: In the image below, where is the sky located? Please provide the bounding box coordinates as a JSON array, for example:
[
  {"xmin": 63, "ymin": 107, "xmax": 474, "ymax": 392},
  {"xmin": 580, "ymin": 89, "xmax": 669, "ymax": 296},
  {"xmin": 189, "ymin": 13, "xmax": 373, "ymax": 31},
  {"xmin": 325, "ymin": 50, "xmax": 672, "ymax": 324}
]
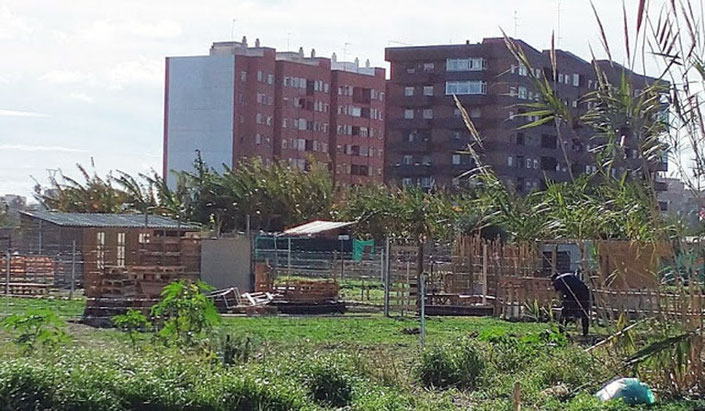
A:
[{"xmin": 0, "ymin": 0, "xmax": 647, "ymax": 200}]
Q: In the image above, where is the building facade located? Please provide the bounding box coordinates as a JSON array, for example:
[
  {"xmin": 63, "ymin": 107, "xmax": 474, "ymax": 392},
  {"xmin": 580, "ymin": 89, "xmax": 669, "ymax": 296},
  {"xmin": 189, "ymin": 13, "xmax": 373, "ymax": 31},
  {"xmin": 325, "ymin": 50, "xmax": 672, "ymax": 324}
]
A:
[
  {"xmin": 385, "ymin": 38, "xmax": 667, "ymax": 192},
  {"xmin": 164, "ymin": 38, "xmax": 386, "ymax": 187}
]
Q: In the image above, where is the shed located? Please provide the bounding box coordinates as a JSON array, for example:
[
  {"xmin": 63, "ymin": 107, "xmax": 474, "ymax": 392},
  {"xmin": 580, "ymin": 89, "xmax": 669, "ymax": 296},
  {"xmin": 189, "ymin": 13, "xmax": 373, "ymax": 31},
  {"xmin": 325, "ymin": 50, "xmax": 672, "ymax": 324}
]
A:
[{"xmin": 18, "ymin": 211, "xmax": 200, "ymax": 281}]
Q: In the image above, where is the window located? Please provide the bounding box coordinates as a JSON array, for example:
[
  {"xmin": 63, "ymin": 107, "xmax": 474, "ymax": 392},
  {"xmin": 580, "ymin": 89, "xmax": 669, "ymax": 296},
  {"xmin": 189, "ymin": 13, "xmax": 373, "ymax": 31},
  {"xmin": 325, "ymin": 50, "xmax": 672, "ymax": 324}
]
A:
[
  {"xmin": 445, "ymin": 81, "xmax": 487, "ymax": 95},
  {"xmin": 267, "ymin": 74, "xmax": 274, "ymax": 84},
  {"xmin": 572, "ymin": 73, "xmax": 580, "ymax": 87},
  {"xmin": 558, "ymin": 73, "xmax": 564, "ymax": 83},
  {"xmin": 507, "ymin": 156, "xmax": 513, "ymax": 167},
  {"xmin": 96, "ymin": 232, "xmax": 105, "ymax": 271},
  {"xmin": 423, "ymin": 86, "xmax": 434, "ymax": 96},
  {"xmin": 446, "ymin": 58, "xmax": 486, "ymax": 71},
  {"xmin": 421, "ymin": 176, "xmax": 434, "ymax": 188},
  {"xmin": 255, "ymin": 134, "xmax": 262, "ymax": 145},
  {"xmin": 240, "ymin": 71, "xmax": 247, "ymax": 82},
  {"xmin": 452, "ymin": 154, "xmax": 461, "ymax": 165},
  {"xmin": 350, "ymin": 106, "xmax": 362, "ymax": 117},
  {"xmin": 422, "ymin": 109, "xmax": 433, "ymax": 119},
  {"xmin": 257, "ymin": 70, "xmax": 263, "ymax": 82},
  {"xmin": 266, "ymin": 116, "xmax": 272, "ymax": 126},
  {"xmin": 518, "ymin": 86, "xmax": 527, "ymax": 99},
  {"xmin": 423, "ymin": 62, "xmax": 435, "ymax": 72},
  {"xmin": 116, "ymin": 232, "xmax": 125, "ymax": 268},
  {"xmin": 518, "ymin": 64, "xmax": 528, "ymax": 76},
  {"xmin": 256, "ymin": 113, "xmax": 263, "ymax": 124},
  {"xmin": 402, "ymin": 177, "xmax": 413, "ymax": 187},
  {"xmin": 470, "ymin": 108, "xmax": 482, "ymax": 118},
  {"xmin": 404, "ymin": 109, "xmax": 414, "ymax": 119},
  {"xmin": 402, "ymin": 155, "xmax": 413, "ymax": 165},
  {"xmin": 404, "ymin": 87, "xmax": 415, "ymax": 96},
  {"xmin": 138, "ymin": 232, "xmax": 150, "ymax": 244}
]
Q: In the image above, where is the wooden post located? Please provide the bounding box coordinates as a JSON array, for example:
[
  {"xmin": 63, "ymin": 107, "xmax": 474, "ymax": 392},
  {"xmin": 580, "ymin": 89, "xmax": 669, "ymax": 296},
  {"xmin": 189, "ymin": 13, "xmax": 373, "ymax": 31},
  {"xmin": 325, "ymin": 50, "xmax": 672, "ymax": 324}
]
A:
[
  {"xmin": 4, "ymin": 251, "xmax": 9, "ymax": 296},
  {"xmin": 482, "ymin": 243, "xmax": 488, "ymax": 305},
  {"xmin": 512, "ymin": 381, "xmax": 522, "ymax": 411},
  {"xmin": 551, "ymin": 245, "xmax": 558, "ymax": 277},
  {"xmin": 420, "ymin": 272, "xmax": 426, "ymax": 348},
  {"xmin": 69, "ymin": 240, "xmax": 76, "ymax": 299}
]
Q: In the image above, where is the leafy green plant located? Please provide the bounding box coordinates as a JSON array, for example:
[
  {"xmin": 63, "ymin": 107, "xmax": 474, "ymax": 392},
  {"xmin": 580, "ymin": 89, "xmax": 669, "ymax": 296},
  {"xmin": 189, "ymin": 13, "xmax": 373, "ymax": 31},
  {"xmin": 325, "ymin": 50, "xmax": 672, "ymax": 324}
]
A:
[
  {"xmin": 150, "ymin": 280, "xmax": 220, "ymax": 347},
  {"xmin": 415, "ymin": 339, "xmax": 485, "ymax": 389},
  {"xmin": 0, "ymin": 309, "xmax": 69, "ymax": 353},
  {"xmin": 112, "ymin": 308, "xmax": 150, "ymax": 349}
]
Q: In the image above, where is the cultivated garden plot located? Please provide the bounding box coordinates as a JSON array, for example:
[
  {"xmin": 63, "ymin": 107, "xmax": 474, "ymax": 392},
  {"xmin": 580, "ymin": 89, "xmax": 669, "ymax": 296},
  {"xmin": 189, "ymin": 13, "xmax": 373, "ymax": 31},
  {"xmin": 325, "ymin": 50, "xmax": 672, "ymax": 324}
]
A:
[{"xmin": 0, "ymin": 296, "xmax": 703, "ymax": 410}]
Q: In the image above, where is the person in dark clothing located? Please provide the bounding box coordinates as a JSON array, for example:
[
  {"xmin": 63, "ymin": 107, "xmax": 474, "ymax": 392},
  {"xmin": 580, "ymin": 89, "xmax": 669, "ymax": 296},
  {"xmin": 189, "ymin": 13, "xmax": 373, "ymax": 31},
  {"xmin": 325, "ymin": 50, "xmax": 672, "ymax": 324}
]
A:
[{"xmin": 551, "ymin": 271, "xmax": 591, "ymax": 337}]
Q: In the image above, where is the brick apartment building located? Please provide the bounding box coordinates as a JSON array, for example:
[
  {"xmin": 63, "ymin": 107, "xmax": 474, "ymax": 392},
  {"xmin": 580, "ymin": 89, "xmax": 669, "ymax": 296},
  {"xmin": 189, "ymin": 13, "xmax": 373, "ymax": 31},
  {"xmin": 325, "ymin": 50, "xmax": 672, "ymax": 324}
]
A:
[
  {"xmin": 384, "ymin": 37, "xmax": 667, "ymax": 192},
  {"xmin": 163, "ymin": 37, "xmax": 385, "ymax": 187}
]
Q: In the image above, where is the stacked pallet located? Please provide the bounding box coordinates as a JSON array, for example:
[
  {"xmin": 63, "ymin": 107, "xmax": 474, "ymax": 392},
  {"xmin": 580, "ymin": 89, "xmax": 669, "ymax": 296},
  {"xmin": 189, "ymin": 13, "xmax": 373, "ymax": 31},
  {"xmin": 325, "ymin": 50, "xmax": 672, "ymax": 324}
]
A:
[
  {"xmin": 273, "ymin": 280, "xmax": 339, "ymax": 303},
  {"xmin": 82, "ymin": 236, "xmax": 202, "ymax": 326},
  {"xmin": 0, "ymin": 255, "xmax": 55, "ymax": 296}
]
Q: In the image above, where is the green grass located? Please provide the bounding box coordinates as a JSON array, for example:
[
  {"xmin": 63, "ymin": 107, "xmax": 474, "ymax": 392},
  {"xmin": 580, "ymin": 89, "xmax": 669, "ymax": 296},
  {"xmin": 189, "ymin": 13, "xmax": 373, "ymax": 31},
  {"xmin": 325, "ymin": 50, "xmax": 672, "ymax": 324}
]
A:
[
  {"xmin": 221, "ymin": 315, "xmax": 547, "ymax": 347},
  {"xmin": 0, "ymin": 297, "xmax": 703, "ymax": 410},
  {"xmin": 0, "ymin": 296, "xmax": 85, "ymax": 319}
]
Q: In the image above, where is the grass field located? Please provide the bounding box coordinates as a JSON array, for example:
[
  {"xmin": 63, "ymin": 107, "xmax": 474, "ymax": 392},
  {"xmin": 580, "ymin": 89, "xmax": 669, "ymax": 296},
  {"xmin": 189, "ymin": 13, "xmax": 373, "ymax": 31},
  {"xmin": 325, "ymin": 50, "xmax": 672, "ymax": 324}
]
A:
[{"xmin": 0, "ymin": 297, "xmax": 702, "ymax": 410}]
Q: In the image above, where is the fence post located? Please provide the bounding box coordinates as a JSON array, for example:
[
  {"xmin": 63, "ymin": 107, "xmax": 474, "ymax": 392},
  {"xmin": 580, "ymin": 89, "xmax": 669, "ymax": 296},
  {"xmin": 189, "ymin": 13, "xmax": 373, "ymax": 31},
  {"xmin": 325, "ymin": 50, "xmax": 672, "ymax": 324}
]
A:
[
  {"xmin": 420, "ymin": 271, "xmax": 426, "ymax": 348},
  {"xmin": 383, "ymin": 237, "xmax": 390, "ymax": 317},
  {"xmin": 482, "ymin": 243, "xmax": 488, "ymax": 306},
  {"xmin": 70, "ymin": 240, "xmax": 76, "ymax": 299},
  {"xmin": 5, "ymin": 251, "xmax": 10, "ymax": 296}
]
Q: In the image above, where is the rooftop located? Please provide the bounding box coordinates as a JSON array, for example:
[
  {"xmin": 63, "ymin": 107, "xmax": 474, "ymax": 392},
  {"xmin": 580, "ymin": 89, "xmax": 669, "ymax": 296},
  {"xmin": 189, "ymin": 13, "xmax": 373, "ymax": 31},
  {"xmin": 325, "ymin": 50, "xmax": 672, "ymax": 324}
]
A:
[{"xmin": 20, "ymin": 211, "xmax": 200, "ymax": 230}]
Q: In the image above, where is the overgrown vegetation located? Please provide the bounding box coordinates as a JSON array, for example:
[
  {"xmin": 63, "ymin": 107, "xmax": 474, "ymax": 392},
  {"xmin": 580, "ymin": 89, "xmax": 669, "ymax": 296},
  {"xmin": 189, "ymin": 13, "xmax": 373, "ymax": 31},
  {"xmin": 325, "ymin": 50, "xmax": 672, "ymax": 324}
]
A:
[{"xmin": 0, "ymin": 308, "xmax": 69, "ymax": 354}]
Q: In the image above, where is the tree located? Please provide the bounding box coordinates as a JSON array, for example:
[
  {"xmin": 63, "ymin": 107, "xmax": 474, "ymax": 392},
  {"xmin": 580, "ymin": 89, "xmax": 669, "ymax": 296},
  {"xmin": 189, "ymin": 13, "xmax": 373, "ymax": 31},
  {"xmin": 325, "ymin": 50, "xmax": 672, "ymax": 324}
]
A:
[{"xmin": 34, "ymin": 163, "xmax": 127, "ymax": 213}]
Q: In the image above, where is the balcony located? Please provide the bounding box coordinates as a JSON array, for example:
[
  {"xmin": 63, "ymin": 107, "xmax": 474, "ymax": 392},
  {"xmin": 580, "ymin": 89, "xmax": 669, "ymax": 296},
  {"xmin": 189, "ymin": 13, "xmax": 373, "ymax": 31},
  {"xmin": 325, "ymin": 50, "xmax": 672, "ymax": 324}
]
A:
[
  {"xmin": 387, "ymin": 139, "xmax": 432, "ymax": 152},
  {"xmin": 392, "ymin": 71, "xmax": 438, "ymax": 84},
  {"xmin": 390, "ymin": 163, "xmax": 435, "ymax": 176},
  {"xmin": 388, "ymin": 118, "xmax": 433, "ymax": 129},
  {"xmin": 653, "ymin": 179, "xmax": 668, "ymax": 191},
  {"xmin": 390, "ymin": 94, "xmax": 434, "ymax": 107}
]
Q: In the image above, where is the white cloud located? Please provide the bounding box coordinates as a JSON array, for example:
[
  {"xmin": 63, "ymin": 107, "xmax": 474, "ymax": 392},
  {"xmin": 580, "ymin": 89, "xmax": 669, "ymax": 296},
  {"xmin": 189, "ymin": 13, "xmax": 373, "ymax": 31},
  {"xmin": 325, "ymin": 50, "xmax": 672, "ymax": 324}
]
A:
[
  {"xmin": 0, "ymin": 144, "xmax": 86, "ymax": 153},
  {"xmin": 0, "ymin": 5, "xmax": 34, "ymax": 40},
  {"xmin": 40, "ymin": 70, "xmax": 95, "ymax": 85},
  {"xmin": 69, "ymin": 92, "xmax": 94, "ymax": 103},
  {"xmin": 125, "ymin": 19, "xmax": 182, "ymax": 40},
  {"xmin": 108, "ymin": 57, "xmax": 162, "ymax": 89},
  {"xmin": 0, "ymin": 109, "xmax": 48, "ymax": 118}
]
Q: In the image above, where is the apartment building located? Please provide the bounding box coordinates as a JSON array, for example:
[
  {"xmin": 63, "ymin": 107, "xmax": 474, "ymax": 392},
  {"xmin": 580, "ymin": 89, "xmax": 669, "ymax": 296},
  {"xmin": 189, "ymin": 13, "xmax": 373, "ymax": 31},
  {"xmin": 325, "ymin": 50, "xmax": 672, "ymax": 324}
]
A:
[
  {"xmin": 385, "ymin": 37, "xmax": 667, "ymax": 192},
  {"xmin": 163, "ymin": 38, "xmax": 385, "ymax": 186}
]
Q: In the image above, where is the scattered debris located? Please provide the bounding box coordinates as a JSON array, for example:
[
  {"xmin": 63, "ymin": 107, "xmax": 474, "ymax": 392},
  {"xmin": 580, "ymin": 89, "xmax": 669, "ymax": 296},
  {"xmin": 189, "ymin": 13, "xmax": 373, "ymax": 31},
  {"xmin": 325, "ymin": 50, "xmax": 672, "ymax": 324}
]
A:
[
  {"xmin": 595, "ymin": 377, "xmax": 655, "ymax": 405},
  {"xmin": 541, "ymin": 383, "xmax": 570, "ymax": 399},
  {"xmin": 401, "ymin": 327, "xmax": 420, "ymax": 335}
]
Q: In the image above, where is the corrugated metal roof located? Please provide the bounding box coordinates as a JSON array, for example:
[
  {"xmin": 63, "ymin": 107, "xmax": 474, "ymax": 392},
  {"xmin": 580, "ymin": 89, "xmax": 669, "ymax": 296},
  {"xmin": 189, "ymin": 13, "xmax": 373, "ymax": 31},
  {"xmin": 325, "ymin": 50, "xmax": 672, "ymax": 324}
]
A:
[
  {"xmin": 282, "ymin": 220, "xmax": 355, "ymax": 236},
  {"xmin": 20, "ymin": 211, "xmax": 199, "ymax": 229}
]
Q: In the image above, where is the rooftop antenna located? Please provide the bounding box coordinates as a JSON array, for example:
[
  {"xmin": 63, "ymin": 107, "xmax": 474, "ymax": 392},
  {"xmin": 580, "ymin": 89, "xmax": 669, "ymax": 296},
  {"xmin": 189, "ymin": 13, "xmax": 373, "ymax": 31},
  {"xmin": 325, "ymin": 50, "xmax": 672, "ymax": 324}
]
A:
[
  {"xmin": 343, "ymin": 42, "xmax": 352, "ymax": 63},
  {"xmin": 231, "ymin": 19, "xmax": 237, "ymax": 41},
  {"xmin": 514, "ymin": 10, "xmax": 518, "ymax": 37},
  {"xmin": 287, "ymin": 32, "xmax": 291, "ymax": 51}
]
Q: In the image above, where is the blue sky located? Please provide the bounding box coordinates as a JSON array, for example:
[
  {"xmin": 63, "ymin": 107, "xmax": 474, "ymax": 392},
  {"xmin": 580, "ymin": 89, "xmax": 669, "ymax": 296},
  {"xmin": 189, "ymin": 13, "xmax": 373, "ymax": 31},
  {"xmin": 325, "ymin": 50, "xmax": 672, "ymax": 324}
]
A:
[{"xmin": 0, "ymin": 0, "xmax": 641, "ymax": 200}]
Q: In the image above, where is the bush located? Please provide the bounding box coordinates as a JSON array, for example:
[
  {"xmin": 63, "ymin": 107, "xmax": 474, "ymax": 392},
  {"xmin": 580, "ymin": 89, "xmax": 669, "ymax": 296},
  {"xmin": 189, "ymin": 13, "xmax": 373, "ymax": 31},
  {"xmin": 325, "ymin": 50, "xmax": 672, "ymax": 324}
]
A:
[
  {"xmin": 112, "ymin": 309, "xmax": 150, "ymax": 349},
  {"xmin": 304, "ymin": 361, "xmax": 353, "ymax": 407},
  {"xmin": 150, "ymin": 280, "xmax": 220, "ymax": 347},
  {"xmin": 0, "ymin": 349, "xmax": 310, "ymax": 411},
  {"xmin": 219, "ymin": 333, "xmax": 254, "ymax": 366},
  {"xmin": 0, "ymin": 308, "xmax": 70, "ymax": 353},
  {"xmin": 416, "ymin": 339, "xmax": 485, "ymax": 389}
]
